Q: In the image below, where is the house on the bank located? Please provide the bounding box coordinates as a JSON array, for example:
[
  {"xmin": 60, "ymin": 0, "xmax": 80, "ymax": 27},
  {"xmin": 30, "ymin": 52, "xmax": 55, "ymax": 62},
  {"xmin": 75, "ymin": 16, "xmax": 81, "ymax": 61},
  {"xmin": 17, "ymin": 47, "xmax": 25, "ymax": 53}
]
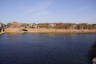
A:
[{"xmin": 28, "ymin": 23, "xmax": 39, "ymax": 28}]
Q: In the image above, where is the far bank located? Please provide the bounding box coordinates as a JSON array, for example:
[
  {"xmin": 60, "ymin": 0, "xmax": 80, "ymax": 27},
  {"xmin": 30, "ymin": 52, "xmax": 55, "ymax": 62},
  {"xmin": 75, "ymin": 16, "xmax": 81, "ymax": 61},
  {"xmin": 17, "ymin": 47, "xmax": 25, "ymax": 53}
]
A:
[{"xmin": 4, "ymin": 28, "xmax": 96, "ymax": 34}]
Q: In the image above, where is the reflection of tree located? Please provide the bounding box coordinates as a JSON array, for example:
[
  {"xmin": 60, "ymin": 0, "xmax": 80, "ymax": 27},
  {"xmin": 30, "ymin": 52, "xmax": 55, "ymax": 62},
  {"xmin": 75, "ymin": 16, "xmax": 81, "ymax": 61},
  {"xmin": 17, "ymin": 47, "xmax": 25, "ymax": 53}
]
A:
[{"xmin": 89, "ymin": 41, "xmax": 96, "ymax": 64}]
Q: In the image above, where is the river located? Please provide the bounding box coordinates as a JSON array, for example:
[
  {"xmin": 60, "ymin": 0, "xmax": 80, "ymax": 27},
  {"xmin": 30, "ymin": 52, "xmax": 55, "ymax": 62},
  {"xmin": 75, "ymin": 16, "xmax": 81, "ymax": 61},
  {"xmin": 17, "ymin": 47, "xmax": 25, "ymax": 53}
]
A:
[{"xmin": 0, "ymin": 33, "xmax": 96, "ymax": 64}]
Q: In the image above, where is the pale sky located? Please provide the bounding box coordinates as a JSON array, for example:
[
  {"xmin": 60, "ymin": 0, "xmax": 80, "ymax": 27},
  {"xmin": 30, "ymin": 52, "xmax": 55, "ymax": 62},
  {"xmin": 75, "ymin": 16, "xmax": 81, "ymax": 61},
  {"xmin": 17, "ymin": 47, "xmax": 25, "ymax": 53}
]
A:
[{"xmin": 0, "ymin": 0, "xmax": 96, "ymax": 24}]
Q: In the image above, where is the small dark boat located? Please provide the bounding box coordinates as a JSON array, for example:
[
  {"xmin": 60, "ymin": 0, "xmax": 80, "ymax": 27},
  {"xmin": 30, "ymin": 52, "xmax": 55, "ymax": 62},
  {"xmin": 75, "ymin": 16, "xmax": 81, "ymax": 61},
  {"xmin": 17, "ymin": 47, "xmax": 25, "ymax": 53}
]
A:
[{"xmin": 21, "ymin": 29, "xmax": 28, "ymax": 31}]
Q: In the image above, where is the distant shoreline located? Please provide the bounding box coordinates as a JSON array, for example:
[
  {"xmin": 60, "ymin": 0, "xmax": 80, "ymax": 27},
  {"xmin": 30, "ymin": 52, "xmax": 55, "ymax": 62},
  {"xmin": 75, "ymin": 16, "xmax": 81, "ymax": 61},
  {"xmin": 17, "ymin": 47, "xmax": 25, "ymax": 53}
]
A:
[{"xmin": 4, "ymin": 28, "xmax": 96, "ymax": 34}]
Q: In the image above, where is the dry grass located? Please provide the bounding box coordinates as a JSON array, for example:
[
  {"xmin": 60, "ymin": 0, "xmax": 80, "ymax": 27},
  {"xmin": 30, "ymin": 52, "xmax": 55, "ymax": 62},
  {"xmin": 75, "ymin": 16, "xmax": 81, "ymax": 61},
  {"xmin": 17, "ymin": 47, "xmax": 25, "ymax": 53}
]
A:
[{"xmin": 5, "ymin": 28, "xmax": 96, "ymax": 33}]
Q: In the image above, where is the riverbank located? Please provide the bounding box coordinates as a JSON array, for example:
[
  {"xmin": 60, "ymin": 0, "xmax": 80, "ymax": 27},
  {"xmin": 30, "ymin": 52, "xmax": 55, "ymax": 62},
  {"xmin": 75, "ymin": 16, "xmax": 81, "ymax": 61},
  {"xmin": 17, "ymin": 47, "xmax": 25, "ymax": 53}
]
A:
[
  {"xmin": 4, "ymin": 28, "xmax": 96, "ymax": 34},
  {"xmin": 0, "ymin": 32, "xmax": 5, "ymax": 35}
]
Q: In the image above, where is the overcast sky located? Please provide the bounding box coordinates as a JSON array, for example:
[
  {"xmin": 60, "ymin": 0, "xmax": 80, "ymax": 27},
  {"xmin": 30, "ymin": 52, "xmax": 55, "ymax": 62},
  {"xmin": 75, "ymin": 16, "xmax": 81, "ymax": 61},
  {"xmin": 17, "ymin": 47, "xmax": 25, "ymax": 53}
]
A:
[{"xmin": 0, "ymin": 0, "xmax": 96, "ymax": 24}]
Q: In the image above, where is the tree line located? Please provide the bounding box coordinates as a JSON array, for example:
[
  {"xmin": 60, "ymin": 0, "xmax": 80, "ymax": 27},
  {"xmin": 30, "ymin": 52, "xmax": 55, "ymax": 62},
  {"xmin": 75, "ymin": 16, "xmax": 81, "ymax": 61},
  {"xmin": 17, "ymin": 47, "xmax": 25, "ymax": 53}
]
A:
[{"xmin": 0, "ymin": 22, "xmax": 96, "ymax": 30}]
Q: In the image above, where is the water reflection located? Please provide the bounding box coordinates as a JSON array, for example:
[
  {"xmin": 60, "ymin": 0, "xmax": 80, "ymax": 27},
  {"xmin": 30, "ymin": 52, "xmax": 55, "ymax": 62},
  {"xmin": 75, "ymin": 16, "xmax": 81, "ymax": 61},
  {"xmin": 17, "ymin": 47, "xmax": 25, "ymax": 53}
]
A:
[{"xmin": 0, "ymin": 33, "xmax": 96, "ymax": 64}]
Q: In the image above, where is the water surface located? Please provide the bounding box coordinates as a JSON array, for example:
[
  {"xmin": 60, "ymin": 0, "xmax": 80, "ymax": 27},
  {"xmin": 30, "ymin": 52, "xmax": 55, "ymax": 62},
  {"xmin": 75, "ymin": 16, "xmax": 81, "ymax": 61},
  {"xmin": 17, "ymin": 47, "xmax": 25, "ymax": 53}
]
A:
[{"xmin": 0, "ymin": 33, "xmax": 96, "ymax": 64}]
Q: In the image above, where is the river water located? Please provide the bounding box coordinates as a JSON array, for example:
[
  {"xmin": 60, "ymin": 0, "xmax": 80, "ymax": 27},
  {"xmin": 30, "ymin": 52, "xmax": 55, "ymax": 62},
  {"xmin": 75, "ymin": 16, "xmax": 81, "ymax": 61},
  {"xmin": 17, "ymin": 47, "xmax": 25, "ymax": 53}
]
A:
[{"xmin": 0, "ymin": 33, "xmax": 96, "ymax": 64}]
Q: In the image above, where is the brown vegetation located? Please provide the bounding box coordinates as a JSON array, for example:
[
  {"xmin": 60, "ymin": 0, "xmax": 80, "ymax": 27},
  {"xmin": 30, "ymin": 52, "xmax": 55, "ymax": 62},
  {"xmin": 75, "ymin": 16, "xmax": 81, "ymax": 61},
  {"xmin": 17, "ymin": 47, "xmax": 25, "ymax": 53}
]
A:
[{"xmin": 1, "ymin": 22, "xmax": 96, "ymax": 33}]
